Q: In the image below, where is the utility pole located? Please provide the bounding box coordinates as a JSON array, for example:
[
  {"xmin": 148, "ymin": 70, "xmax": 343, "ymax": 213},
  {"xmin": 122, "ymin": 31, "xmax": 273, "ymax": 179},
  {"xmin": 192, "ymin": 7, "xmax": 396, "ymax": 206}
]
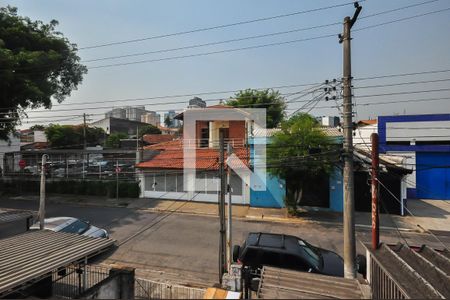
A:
[
  {"xmin": 39, "ymin": 154, "xmax": 47, "ymax": 230},
  {"xmin": 226, "ymin": 143, "xmax": 233, "ymax": 273},
  {"xmin": 83, "ymin": 113, "xmax": 87, "ymax": 180},
  {"xmin": 339, "ymin": 2, "xmax": 361, "ymax": 279},
  {"xmin": 371, "ymin": 133, "xmax": 380, "ymax": 250},
  {"xmin": 218, "ymin": 130, "xmax": 226, "ymax": 282}
]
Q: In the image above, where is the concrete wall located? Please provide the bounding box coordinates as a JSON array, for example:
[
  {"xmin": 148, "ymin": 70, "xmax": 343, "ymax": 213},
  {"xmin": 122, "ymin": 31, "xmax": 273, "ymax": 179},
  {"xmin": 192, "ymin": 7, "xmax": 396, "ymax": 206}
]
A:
[{"xmin": 80, "ymin": 267, "xmax": 135, "ymax": 299}]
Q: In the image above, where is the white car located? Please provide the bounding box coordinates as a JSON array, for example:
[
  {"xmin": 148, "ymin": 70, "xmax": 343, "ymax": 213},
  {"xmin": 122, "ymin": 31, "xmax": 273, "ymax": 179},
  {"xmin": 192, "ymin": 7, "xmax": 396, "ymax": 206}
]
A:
[{"xmin": 31, "ymin": 217, "xmax": 109, "ymax": 238}]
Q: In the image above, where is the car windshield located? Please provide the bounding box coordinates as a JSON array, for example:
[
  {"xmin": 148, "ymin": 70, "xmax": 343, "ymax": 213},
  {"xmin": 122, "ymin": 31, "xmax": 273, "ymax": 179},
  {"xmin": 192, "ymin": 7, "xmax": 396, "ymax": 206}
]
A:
[
  {"xmin": 59, "ymin": 219, "xmax": 90, "ymax": 234},
  {"xmin": 298, "ymin": 239, "xmax": 322, "ymax": 269}
]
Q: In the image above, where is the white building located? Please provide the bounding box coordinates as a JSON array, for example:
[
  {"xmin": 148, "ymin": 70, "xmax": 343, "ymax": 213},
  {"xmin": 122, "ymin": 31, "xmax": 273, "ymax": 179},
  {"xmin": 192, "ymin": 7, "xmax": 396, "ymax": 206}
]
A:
[{"xmin": 0, "ymin": 134, "xmax": 21, "ymax": 175}]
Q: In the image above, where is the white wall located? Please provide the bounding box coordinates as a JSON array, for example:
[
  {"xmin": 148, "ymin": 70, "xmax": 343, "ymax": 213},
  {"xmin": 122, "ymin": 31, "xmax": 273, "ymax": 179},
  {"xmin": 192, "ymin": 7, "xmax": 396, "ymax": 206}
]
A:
[
  {"xmin": 0, "ymin": 135, "xmax": 21, "ymax": 173},
  {"xmin": 386, "ymin": 120, "xmax": 450, "ymax": 143},
  {"xmin": 354, "ymin": 124, "xmax": 377, "ymax": 151}
]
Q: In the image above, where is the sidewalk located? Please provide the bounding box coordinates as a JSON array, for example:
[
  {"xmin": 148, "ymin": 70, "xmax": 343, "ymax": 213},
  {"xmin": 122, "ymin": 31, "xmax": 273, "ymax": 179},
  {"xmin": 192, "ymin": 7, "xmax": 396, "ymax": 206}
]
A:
[
  {"xmin": 404, "ymin": 199, "xmax": 450, "ymax": 233},
  {"xmin": 5, "ymin": 193, "xmax": 443, "ymax": 232}
]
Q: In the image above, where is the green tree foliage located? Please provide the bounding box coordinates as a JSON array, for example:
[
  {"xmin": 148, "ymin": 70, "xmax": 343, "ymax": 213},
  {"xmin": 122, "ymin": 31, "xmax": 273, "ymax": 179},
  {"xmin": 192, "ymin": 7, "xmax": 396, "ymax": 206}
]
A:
[
  {"xmin": 105, "ymin": 133, "xmax": 128, "ymax": 148},
  {"xmin": 45, "ymin": 124, "xmax": 105, "ymax": 148},
  {"xmin": 268, "ymin": 113, "xmax": 338, "ymax": 211},
  {"xmin": 226, "ymin": 89, "xmax": 286, "ymax": 128},
  {"xmin": 164, "ymin": 115, "xmax": 173, "ymax": 128},
  {"xmin": 29, "ymin": 125, "xmax": 45, "ymax": 131},
  {"xmin": 0, "ymin": 6, "xmax": 87, "ymax": 140},
  {"xmin": 139, "ymin": 124, "xmax": 161, "ymax": 137}
]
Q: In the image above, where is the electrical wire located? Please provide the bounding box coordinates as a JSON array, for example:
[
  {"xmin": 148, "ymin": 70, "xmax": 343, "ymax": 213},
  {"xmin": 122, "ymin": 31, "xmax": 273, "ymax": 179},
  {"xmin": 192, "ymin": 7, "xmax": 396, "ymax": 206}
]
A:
[{"xmin": 78, "ymin": 1, "xmax": 360, "ymax": 50}]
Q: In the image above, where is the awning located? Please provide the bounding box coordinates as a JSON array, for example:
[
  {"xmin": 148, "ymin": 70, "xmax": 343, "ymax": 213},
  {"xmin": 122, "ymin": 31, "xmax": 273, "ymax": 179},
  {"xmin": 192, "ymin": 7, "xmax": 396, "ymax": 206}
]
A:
[{"xmin": 0, "ymin": 230, "xmax": 115, "ymax": 297}]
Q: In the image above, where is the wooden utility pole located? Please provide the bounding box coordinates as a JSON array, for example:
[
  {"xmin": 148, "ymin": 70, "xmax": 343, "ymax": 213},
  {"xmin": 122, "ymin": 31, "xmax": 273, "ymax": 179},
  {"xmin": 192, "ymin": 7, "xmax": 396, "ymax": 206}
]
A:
[
  {"xmin": 218, "ymin": 130, "xmax": 226, "ymax": 282},
  {"xmin": 371, "ymin": 133, "xmax": 380, "ymax": 250},
  {"xmin": 39, "ymin": 154, "xmax": 47, "ymax": 230},
  {"xmin": 340, "ymin": 2, "xmax": 361, "ymax": 279}
]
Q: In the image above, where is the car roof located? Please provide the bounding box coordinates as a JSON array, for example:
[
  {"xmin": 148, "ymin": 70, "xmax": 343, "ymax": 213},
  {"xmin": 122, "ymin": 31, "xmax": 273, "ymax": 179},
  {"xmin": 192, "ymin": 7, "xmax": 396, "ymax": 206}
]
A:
[
  {"xmin": 246, "ymin": 232, "xmax": 302, "ymax": 253},
  {"xmin": 38, "ymin": 217, "xmax": 77, "ymax": 229}
]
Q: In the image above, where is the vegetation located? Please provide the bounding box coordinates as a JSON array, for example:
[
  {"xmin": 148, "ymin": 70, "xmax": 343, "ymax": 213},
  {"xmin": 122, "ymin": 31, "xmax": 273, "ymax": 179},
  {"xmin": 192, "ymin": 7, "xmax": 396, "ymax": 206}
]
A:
[
  {"xmin": 0, "ymin": 179, "xmax": 140, "ymax": 198},
  {"xmin": 227, "ymin": 89, "xmax": 286, "ymax": 128},
  {"xmin": 164, "ymin": 115, "xmax": 173, "ymax": 127},
  {"xmin": 268, "ymin": 113, "xmax": 338, "ymax": 212},
  {"xmin": 45, "ymin": 124, "xmax": 105, "ymax": 149},
  {"xmin": 0, "ymin": 6, "xmax": 87, "ymax": 140},
  {"xmin": 105, "ymin": 132, "xmax": 128, "ymax": 148},
  {"xmin": 139, "ymin": 124, "xmax": 161, "ymax": 137}
]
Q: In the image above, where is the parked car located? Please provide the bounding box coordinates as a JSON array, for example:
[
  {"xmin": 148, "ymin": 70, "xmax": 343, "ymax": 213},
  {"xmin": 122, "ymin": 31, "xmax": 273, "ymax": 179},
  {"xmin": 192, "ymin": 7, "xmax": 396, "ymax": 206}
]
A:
[
  {"xmin": 31, "ymin": 217, "xmax": 109, "ymax": 238},
  {"xmin": 234, "ymin": 232, "xmax": 347, "ymax": 278}
]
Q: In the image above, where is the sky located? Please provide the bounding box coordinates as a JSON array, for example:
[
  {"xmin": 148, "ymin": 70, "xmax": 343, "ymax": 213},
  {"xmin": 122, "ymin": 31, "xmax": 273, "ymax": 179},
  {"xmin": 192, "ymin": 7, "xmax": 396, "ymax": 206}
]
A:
[{"xmin": 2, "ymin": 0, "xmax": 450, "ymax": 127}]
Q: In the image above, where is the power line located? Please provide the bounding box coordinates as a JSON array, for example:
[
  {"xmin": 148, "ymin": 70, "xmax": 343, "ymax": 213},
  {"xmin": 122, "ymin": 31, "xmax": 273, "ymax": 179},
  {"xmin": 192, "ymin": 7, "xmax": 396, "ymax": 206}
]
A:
[
  {"xmin": 354, "ymin": 78, "xmax": 450, "ymax": 90},
  {"xmin": 78, "ymin": 1, "xmax": 360, "ymax": 50},
  {"xmin": 86, "ymin": 33, "xmax": 337, "ymax": 69},
  {"xmin": 353, "ymin": 7, "xmax": 450, "ymax": 33},
  {"xmin": 83, "ymin": 23, "xmax": 342, "ymax": 63},
  {"xmin": 82, "ymin": 0, "xmax": 440, "ymax": 63}
]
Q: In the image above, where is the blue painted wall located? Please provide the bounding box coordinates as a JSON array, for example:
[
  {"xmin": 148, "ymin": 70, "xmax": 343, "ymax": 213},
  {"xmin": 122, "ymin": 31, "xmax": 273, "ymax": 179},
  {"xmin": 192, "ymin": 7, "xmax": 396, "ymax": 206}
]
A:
[
  {"xmin": 249, "ymin": 135, "xmax": 286, "ymax": 208},
  {"xmin": 250, "ymin": 175, "xmax": 286, "ymax": 208},
  {"xmin": 329, "ymin": 167, "xmax": 344, "ymax": 212},
  {"xmin": 416, "ymin": 152, "xmax": 450, "ymax": 199}
]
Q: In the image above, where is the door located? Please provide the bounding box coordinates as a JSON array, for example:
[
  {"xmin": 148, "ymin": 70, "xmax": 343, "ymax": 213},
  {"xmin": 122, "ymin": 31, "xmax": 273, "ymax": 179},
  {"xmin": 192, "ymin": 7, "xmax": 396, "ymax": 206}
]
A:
[{"xmin": 416, "ymin": 152, "xmax": 450, "ymax": 200}]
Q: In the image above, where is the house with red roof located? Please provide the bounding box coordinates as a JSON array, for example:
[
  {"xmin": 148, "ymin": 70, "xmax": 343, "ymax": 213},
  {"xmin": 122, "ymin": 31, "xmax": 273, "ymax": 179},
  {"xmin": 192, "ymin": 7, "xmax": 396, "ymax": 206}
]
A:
[{"xmin": 135, "ymin": 104, "xmax": 285, "ymax": 205}]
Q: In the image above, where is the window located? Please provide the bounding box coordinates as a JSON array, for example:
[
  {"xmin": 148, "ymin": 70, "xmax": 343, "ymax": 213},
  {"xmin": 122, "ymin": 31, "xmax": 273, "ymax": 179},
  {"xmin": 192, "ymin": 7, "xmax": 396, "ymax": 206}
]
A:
[
  {"xmin": 298, "ymin": 239, "xmax": 321, "ymax": 269},
  {"xmin": 279, "ymin": 254, "xmax": 309, "ymax": 271},
  {"xmin": 60, "ymin": 220, "xmax": 90, "ymax": 235}
]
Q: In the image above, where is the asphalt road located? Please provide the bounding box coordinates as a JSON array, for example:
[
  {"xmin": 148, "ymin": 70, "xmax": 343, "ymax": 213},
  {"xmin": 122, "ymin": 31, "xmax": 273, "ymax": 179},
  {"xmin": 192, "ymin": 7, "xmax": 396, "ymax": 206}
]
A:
[{"xmin": 1, "ymin": 198, "xmax": 449, "ymax": 287}]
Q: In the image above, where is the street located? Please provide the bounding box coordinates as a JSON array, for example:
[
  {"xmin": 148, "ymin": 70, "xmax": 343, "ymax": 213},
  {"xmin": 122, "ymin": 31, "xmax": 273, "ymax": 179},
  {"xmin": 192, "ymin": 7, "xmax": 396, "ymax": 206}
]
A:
[{"xmin": 1, "ymin": 198, "xmax": 449, "ymax": 287}]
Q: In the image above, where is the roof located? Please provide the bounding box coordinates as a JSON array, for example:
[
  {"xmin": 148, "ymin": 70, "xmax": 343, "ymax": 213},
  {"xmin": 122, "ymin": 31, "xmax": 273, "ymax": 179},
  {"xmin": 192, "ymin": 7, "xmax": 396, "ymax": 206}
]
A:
[
  {"xmin": 365, "ymin": 243, "xmax": 450, "ymax": 298},
  {"xmin": 257, "ymin": 266, "xmax": 364, "ymax": 299},
  {"xmin": 142, "ymin": 134, "xmax": 175, "ymax": 144},
  {"xmin": 354, "ymin": 148, "xmax": 412, "ymax": 174},
  {"xmin": 137, "ymin": 146, "xmax": 249, "ymax": 170},
  {"xmin": 0, "ymin": 230, "xmax": 115, "ymax": 298},
  {"xmin": 320, "ymin": 126, "xmax": 343, "ymax": 138},
  {"xmin": 358, "ymin": 119, "xmax": 377, "ymax": 126}
]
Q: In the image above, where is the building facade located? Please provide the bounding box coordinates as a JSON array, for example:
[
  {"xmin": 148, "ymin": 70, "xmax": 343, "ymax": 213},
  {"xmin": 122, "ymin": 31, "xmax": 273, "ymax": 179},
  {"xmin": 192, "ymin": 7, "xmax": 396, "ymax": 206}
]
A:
[
  {"xmin": 141, "ymin": 111, "xmax": 161, "ymax": 127},
  {"xmin": 378, "ymin": 113, "xmax": 450, "ymax": 200}
]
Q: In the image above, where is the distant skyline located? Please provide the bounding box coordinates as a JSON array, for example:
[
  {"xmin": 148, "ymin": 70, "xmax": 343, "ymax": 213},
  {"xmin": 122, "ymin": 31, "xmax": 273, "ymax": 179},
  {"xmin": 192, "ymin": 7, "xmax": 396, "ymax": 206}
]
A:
[{"xmin": 4, "ymin": 0, "xmax": 450, "ymax": 128}]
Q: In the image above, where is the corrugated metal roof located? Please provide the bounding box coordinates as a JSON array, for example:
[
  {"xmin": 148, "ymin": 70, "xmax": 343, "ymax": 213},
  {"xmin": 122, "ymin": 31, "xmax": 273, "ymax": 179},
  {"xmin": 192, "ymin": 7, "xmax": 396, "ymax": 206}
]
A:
[
  {"xmin": 257, "ymin": 266, "xmax": 364, "ymax": 299},
  {"xmin": 0, "ymin": 210, "xmax": 34, "ymax": 224},
  {"xmin": 366, "ymin": 243, "xmax": 450, "ymax": 298},
  {"xmin": 0, "ymin": 230, "xmax": 115, "ymax": 297}
]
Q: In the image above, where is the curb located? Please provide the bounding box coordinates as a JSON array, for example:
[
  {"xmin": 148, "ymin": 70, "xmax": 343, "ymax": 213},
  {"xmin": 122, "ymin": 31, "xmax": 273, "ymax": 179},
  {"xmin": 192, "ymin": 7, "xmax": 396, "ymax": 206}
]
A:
[{"xmin": 4, "ymin": 197, "xmax": 419, "ymax": 232}]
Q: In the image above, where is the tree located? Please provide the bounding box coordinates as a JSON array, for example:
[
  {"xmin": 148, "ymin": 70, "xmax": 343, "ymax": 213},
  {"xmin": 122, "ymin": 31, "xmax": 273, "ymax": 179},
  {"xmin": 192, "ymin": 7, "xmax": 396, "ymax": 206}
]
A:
[
  {"xmin": 45, "ymin": 124, "xmax": 105, "ymax": 148},
  {"xmin": 105, "ymin": 133, "xmax": 128, "ymax": 149},
  {"xmin": 0, "ymin": 6, "xmax": 87, "ymax": 140},
  {"xmin": 139, "ymin": 124, "xmax": 161, "ymax": 137},
  {"xmin": 164, "ymin": 115, "xmax": 173, "ymax": 128},
  {"xmin": 268, "ymin": 113, "xmax": 338, "ymax": 211},
  {"xmin": 226, "ymin": 89, "xmax": 286, "ymax": 128},
  {"xmin": 29, "ymin": 125, "xmax": 45, "ymax": 131}
]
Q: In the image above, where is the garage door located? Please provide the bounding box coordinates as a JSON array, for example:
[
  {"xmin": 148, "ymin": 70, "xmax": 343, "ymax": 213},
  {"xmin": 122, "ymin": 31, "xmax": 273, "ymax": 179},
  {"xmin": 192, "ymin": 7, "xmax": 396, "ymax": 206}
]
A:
[{"xmin": 416, "ymin": 152, "xmax": 450, "ymax": 199}]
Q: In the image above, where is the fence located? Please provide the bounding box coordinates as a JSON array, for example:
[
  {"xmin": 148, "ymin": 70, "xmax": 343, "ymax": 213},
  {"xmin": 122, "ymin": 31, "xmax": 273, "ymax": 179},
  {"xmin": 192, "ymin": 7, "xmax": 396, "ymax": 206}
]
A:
[
  {"xmin": 369, "ymin": 254, "xmax": 408, "ymax": 299},
  {"xmin": 52, "ymin": 265, "xmax": 110, "ymax": 299},
  {"xmin": 135, "ymin": 278, "xmax": 205, "ymax": 299}
]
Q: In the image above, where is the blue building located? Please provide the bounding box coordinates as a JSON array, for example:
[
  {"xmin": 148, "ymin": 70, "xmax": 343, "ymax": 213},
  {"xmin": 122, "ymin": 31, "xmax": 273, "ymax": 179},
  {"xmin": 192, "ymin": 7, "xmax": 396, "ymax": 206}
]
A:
[
  {"xmin": 248, "ymin": 128, "xmax": 286, "ymax": 208},
  {"xmin": 378, "ymin": 114, "xmax": 450, "ymax": 200}
]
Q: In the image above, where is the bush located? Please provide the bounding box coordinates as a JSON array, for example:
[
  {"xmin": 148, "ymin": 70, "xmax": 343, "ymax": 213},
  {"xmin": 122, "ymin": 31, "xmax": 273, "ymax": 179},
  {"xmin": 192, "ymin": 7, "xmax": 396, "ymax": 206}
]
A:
[{"xmin": 0, "ymin": 179, "xmax": 140, "ymax": 198}]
